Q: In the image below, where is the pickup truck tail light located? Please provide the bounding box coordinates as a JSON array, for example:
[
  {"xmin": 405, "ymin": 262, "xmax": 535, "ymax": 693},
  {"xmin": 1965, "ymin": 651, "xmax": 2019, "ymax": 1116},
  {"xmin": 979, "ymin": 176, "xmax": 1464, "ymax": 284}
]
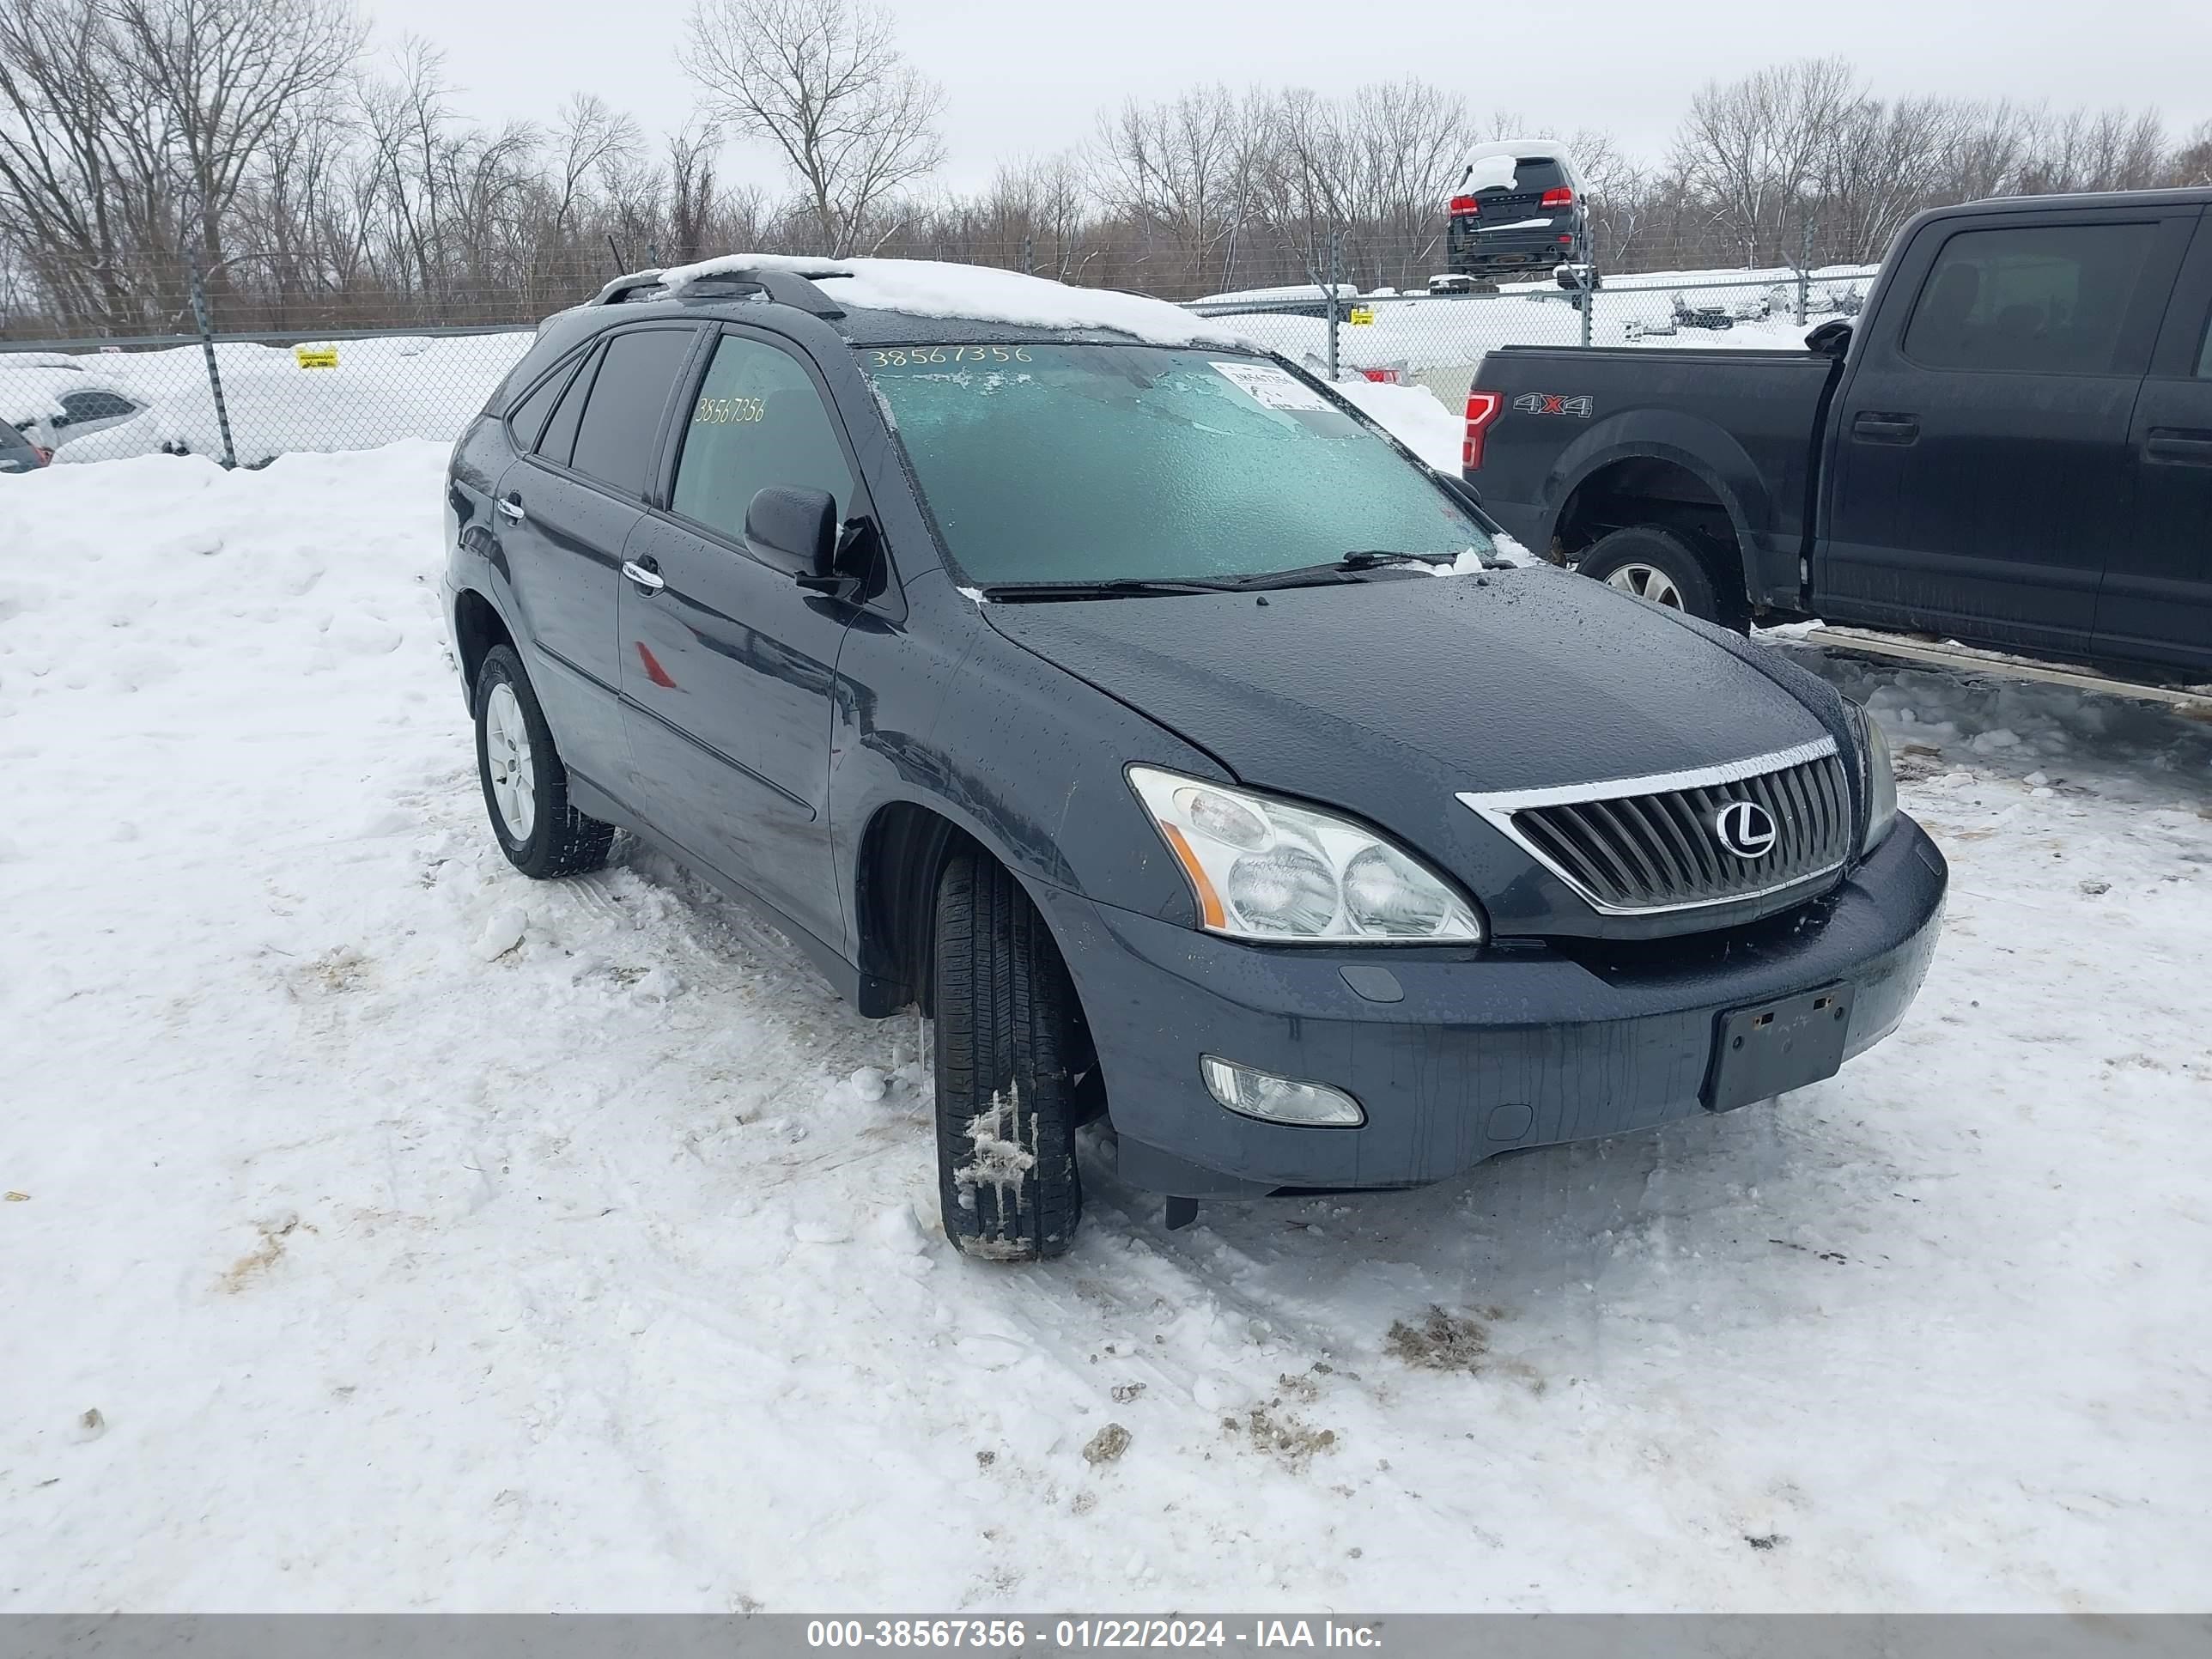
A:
[
  {"xmin": 1540, "ymin": 186, "xmax": 1576, "ymax": 208},
  {"xmin": 1449, "ymin": 195, "xmax": 1480, "ymax": 215},
  {"xmin": 1463, "ymin": 390, "xmax": 1504, "ymax": 471}
]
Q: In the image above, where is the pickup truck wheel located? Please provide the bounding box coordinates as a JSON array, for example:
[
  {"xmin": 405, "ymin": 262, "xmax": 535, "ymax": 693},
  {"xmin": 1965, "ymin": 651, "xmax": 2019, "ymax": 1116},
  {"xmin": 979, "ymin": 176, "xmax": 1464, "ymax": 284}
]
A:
[
  {"xmin": 932, "ymin": 849, "xmax": 1084, "ymax": 1261},
  {"xmin": 1580, "ymin": 526, "xmax": 1748, "ymax": 633},
  {"xmin": 473, "ymin": 644, "xmax": 615, "ymax": 878}
]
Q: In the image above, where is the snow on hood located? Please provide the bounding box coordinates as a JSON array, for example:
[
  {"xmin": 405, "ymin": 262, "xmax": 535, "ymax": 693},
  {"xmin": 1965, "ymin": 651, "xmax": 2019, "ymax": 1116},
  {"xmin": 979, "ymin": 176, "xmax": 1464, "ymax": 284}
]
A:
[{"xmin": 625, "ymin": 253, "xmax": 1258, "ymax": 349}]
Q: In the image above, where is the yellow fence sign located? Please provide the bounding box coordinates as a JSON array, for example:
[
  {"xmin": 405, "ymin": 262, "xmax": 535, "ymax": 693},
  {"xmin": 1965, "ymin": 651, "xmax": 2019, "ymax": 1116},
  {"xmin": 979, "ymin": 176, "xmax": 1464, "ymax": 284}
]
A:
[
  {"xmin": 294, "ymin": 344, "xmax": 339, "ymax": 369},
  {"xmin": 1347, "ymin": 307, "xmax": 1376, "ymax": 325}
]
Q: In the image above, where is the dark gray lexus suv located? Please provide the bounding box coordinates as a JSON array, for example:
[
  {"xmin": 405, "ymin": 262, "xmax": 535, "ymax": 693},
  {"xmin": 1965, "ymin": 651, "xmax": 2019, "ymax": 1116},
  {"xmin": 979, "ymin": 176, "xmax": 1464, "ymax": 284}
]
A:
[{"xmin": 441, "ymin": 257, "xmax": 1945, "ymax": 1261}]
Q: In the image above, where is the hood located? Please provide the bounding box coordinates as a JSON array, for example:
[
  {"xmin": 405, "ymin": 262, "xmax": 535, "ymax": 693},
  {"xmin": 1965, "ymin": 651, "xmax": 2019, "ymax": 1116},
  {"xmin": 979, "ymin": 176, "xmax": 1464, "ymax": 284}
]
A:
[{"xmin": 981, "ymin": 568, "xmax": 1830, "ymax": 812}]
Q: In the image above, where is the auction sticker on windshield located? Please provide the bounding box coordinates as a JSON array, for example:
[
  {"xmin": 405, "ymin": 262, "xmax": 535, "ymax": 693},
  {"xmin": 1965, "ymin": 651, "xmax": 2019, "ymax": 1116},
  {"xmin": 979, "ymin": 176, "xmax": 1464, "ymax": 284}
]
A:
[{"xmin": 1209, "ymin": 361, "xmax": 1332, "ymax": 412}]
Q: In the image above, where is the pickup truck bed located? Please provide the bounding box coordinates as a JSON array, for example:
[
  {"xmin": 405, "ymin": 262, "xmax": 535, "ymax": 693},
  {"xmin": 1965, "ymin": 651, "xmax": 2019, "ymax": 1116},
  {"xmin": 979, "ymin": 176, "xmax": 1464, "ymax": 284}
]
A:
[{"xmin": 1473, "ymin": 346, "xmax": 1842, "ymax": 612}]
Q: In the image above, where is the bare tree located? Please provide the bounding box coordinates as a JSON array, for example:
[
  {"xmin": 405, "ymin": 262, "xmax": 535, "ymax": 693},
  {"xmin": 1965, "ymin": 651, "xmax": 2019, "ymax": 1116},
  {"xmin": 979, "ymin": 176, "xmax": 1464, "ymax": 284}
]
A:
[
  {"xmin": 16, "ymin": 29, "xmax": 2212, "ymax": 336},
  {"xmin": 681, "ymin": 0, "xmax": 941, "ymax": 255},
  {"xmin": 548, "ymin": 94, "xmax": 641, "ymax": 251},
  {"xmin": 110, "ymin": 0, "xmax": 362, "ymax": 309},
  {"xmin": 1674, "ymin": 57, "xmax": 1857, "ymax": 264},
  {"xmin": 1814, "ymin": 93, "xmax": 1960, "ymax": 262},
  {"xmin": 1092, "ymin": 83, "xmax": 1272, "ymax": 293},
  {"xmin": 2170, "ymin": 119, "xmax": 2212, "ymax": 187},
  {"xmin": 1343, "ymin": 79, "xmax": 1472, "ymax": 289},
  {"xmin": 665, "ymin": 118, "xmax": 722, "ymax": 265},
  {"xmin": 0, "ymin": 0, "xmax": 145, "ymax": 326}
]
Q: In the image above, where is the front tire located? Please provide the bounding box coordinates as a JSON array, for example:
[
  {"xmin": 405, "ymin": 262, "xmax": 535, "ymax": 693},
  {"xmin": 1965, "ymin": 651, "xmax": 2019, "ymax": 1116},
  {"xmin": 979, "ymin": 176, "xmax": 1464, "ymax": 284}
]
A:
[
  {"xmin": 932, "ymin": 850, "xmax": 1085, "ymax": 1261},
  {"xmin": 473, "ymin": 644, "xmax": 614, "ymax": 878},
  {"xmin": 1579, "ymin": 525, "xmax": 1748, "ymax": 633}
]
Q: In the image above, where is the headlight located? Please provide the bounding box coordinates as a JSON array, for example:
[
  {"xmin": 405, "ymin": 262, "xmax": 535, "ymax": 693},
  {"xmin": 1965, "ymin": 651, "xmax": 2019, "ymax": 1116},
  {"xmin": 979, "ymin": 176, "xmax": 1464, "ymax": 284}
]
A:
[
  {"xmin": 1849, "ymin": 703, "xmax": 1899, "ymax": 853},
  {"xmin": 1127, "ymin": 765, "xmax": 1485, "ymax": 943}
]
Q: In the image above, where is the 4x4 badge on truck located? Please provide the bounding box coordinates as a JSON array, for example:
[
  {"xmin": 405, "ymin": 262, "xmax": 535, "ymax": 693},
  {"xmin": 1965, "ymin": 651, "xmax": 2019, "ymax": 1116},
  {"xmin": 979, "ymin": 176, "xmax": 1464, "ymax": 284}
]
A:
[
  {"xmin": 1510, "ymin": 392, "xmax": 1593, "ymax": 417},
  {"xmin": 1712, "ymin": 800, "xmax": 1779, "ymax": 860}
]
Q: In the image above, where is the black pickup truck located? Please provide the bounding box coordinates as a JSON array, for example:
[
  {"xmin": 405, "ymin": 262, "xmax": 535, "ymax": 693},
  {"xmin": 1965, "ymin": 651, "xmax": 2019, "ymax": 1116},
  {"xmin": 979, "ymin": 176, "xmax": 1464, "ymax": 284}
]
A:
[{"xmin": 1464, "ymin": 188, "xmax": 2212, "ymax": 679}]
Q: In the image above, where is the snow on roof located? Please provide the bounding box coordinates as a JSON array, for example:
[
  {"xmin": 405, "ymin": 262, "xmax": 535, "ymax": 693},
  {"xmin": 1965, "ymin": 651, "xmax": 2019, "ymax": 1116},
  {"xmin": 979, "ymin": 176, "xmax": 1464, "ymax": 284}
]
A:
[
  {"xmin": 2, "ymin": 363, "xmax": 92, "ymax": 426},
  {"xmin": 625, "ymin": 253, "xmax": 1257, "ymax": 348},
  {"xmin": 1459, "ymin": 137, "xmax": 1577, "ymax": 196},
  {"xmin": 1467, "ymin": 135, "xmax": 1569, "ymax": 158}
]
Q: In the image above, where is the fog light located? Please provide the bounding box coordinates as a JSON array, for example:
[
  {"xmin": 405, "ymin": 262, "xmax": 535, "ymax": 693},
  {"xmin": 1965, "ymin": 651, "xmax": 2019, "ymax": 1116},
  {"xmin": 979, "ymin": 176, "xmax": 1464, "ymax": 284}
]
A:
[{"xmin": 1200, "ymin": 1055, "xmax": 1364, "ymax": 1127}]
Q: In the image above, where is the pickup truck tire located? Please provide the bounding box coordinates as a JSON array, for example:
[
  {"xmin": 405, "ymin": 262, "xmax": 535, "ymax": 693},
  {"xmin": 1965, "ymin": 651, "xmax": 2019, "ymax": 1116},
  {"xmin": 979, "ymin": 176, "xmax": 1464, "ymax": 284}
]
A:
[
  {"xmin": 472, "ymin": 644, "xmax": 616, "ymax": 879},
  {"xmin": 1579, "ymin": 526, "xmax": 1749, "ymax": 633},
  {"xmin": 932, "ymin": 848, "xmax": 1084, "ymax": 1261}
]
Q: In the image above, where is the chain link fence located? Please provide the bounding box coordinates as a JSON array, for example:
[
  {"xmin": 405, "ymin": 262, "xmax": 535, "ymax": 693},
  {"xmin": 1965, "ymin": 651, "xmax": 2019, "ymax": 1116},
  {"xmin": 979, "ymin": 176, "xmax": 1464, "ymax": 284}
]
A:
[
  {"xmin": 0, "ymin": 325, "xmax": 534, "ymax": 470},
  {"xmin": 1, "ymin": 264, "xmax": 1875, "ymax": 471},
  {"xmin": 1196, "ymin": 267, "xmax": 1877, "ymax": 404}
]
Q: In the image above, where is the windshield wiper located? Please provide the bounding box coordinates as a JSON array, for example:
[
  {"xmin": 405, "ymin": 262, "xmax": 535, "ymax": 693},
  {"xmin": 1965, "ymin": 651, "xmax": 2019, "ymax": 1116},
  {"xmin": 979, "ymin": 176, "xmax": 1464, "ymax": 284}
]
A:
[
  {"xmin": 977, "ymin": 553, "xmax": 1453, "ymax": 602},
  {"xmin": 976, "ymin": 576, "xmax": 1249, "ymax": 602},
  {"xmin": 1216, "ymin": 550, "xmax": 1452, "ymax": 591}
]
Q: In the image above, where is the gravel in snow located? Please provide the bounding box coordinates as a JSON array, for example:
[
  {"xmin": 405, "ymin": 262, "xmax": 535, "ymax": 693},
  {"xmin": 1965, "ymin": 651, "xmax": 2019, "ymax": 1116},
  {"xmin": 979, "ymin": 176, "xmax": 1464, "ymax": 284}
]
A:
[{"xmin": 2, "ymin": 444, "xmax": 2209, "ymax": 1610}]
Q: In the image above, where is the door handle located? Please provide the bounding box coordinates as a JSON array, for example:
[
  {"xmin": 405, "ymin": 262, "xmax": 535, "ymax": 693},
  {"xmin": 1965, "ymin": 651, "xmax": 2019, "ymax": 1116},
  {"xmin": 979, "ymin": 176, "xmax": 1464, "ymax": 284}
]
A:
[
  {"xmin": 1851, "ymin": 412, "xmax": 1920, "ymax": 443},
  {"xmin": 622, "ymin": 558, "xmax": 665, "ymax": 594},
  {"xmin": 2144, "ymin": 429, "xmax": 2212, "ymax": 466},
  {"xmin": 496, "ymin": 495, "xmax": 526, "ymax": 522}
]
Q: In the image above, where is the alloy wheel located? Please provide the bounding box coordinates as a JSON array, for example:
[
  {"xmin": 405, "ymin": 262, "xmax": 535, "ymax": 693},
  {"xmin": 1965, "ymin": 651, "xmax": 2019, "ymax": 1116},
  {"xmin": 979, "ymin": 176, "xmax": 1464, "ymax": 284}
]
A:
[
  {"xmin": 484, "ymin": 681, "xmax": 537, "ymax": 841},
  {"xmin": 1604, "ymin": 562, "xmax": 1686, "ymax": 609}
]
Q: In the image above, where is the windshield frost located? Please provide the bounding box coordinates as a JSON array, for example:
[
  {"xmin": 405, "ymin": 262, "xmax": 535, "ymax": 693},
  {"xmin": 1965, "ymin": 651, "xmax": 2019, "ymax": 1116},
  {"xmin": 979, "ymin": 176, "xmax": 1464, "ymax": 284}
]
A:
[{"xmin": 860, "ymin": 343, "xmax": 1492, "ymax": 586}]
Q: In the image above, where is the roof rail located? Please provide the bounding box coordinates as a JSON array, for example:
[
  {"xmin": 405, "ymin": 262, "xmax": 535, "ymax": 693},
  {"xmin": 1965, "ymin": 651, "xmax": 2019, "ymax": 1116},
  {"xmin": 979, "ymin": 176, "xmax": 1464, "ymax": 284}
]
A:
[{"xmin": 591, "ymin": 265, "xmax": 849, "ymax": 319}]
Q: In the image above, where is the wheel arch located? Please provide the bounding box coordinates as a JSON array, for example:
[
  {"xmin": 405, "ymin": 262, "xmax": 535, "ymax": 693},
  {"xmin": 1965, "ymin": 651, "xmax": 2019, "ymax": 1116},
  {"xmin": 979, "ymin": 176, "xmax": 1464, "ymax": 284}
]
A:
[
  {"xmin": 1536, "ymin": 417, "xmax": 1775, "ymax": 602},
  {"xmin": 850, "ymin": 795, "xmax": 1009, "ymax": 1019},
  {"xmin": 1557, "ymin": 454, "xmax": 1744, "ymax": 599},
  {"xmin": 452, "ymin": 586, "xmax": 517, "ymax": 699}
]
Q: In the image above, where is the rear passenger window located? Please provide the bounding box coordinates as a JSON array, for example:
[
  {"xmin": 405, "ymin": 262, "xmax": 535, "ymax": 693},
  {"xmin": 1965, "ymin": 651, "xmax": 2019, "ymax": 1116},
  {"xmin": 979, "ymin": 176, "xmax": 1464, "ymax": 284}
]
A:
[
  {"xmin": 62, "ymin": 391, "xmax": 134, "ymax": 420},
  {"xmin": 536, "ymin": 343, "xmax": 600, "ymax": 467},
  {"xmin": 671, "ymin": 337, "xmax": 855, "ymax": 540},
  {"xmin": 568, "ymin": 328, "xmax": 697, "ymax": 497},
  {"xmin": 1508, "ymin": 157, "xmax": 1565, "ymax": 194},
  {"xmin": 507, "ymin": 357, "xmax": 578, "ymax": 450},
  {"xmin": 1903, "ymin": 222, "xmax": 2158, "ymax": 375}
]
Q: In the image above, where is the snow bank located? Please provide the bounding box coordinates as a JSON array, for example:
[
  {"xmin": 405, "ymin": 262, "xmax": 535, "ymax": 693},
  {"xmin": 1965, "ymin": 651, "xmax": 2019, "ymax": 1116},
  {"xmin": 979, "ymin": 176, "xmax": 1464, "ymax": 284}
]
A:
[
  {"xmin": 1333, "ymin": 379, "xmax": 1462, "ymax": 471},
  {"xmin": 6, "ymin": 446, "xmax": 2211, "ymax": 1613}
]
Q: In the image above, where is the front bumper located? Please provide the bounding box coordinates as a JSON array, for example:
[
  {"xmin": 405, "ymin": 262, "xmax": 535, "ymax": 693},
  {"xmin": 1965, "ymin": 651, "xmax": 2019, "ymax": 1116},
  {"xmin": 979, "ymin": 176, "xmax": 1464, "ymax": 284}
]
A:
[{"xmin": 1035, "ymin": 816, "xmax": 1947, "ymax": 1196}]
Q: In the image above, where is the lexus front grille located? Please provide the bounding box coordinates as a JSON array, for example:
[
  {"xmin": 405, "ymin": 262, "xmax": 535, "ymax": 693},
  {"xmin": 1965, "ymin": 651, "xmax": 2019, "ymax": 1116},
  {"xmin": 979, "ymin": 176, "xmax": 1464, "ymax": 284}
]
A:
[{"xmin": 1457, "ymin": 738, "xmax": 1855, "ymax": 916}]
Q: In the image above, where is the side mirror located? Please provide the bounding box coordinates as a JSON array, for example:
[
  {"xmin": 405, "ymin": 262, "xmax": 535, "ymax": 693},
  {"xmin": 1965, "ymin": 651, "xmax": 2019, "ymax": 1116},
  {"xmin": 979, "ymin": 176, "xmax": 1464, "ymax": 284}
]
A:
[
  {"xmin": 744, "ymin": 486, "xmax": 842, "ymax": 590},
  {"xmin": 1806, "ymin": 319, "xmax": 1853, "ymax": 358}
]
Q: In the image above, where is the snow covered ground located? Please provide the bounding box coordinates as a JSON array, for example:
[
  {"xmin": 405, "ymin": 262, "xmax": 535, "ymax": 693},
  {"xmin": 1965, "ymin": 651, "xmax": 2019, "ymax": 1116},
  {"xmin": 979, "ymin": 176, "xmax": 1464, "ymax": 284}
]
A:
[{"xmin": 3, "ymin": 445, "xmax": 2209, "ymax": 1612}]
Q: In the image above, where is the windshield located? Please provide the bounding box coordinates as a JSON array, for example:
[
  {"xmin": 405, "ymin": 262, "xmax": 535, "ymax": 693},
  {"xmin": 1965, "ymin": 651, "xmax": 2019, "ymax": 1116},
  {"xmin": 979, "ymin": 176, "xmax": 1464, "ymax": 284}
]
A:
[{"xmin": 859, "ymin": 343, "xmax": 1492, "ymax": 587}]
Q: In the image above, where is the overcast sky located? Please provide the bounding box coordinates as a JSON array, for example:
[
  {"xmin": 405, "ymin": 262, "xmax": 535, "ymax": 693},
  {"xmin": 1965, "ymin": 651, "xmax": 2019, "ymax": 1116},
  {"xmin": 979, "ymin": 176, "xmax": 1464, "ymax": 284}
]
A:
[{"xmin": 367, "ymin": 0, "xmax": 2212, "ymax": 191}]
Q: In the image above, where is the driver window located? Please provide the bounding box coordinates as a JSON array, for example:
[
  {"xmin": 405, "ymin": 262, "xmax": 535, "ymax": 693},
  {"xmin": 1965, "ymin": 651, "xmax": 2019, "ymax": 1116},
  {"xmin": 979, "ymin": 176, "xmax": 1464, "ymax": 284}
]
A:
[{"xmin": 672, "ymin": 337, "xmax": 855, "ymax": 542}]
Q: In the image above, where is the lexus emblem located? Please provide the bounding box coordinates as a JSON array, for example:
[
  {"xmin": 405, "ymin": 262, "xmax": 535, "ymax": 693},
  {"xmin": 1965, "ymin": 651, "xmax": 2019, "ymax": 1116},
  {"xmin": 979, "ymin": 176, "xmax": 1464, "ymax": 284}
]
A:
[{"xmin": 1712, "ymin": 800, "xmax": 1778, "ymax": 860}]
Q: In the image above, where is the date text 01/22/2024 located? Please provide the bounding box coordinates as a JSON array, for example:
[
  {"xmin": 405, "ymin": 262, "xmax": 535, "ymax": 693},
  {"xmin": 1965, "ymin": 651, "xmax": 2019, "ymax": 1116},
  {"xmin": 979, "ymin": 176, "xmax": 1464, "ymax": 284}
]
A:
[{"xmin": 805, "ymin": 1620, "xmax": 1384, "ymax": 1650}]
